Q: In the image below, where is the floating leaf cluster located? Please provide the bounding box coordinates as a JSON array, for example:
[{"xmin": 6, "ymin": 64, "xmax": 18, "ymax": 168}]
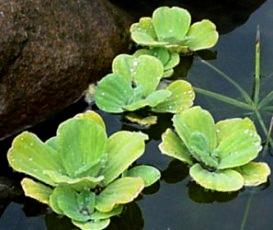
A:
[
  {"xmin": 159, "ymin": 106, "xmax": 270, "ymax": 192},
  {"xmin": 95, "ymin": 54, "xmax": 195, "ymax": 115},
  {"xmin": 130, "ymin": 6, "xmax": 219, "ymax": 53},
  {"xmin": 8, "ymin": 112, "xmax": 160, "ymax": 229}
]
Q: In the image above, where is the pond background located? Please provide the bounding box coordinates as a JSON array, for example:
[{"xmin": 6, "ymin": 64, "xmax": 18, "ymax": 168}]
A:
[{"xmin": 0, "ymin": 0, "xmax": 273, "ymax": 229}]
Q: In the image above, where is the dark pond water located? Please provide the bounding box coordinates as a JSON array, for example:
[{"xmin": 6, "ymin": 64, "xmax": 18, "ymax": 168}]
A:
[{"xmin": 0, "ymin": 0, "xmax": 273, "ymax": 229}]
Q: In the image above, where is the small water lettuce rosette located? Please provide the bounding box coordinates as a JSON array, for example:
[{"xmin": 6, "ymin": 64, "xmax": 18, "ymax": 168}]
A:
[
  {"xmin": 130, "ymin": 6, "xmax": 219, "ymax": 54},
  {"xmin": 95, "ymin": 54, "xmax": 195, "ymax": 121},
  {"xmin": 8, "ymin": 111, "xmax": 160, "ymax": 230},
  {"xmin": 159, "ymin": 106, "xmax": 270, "ymax": 192}
]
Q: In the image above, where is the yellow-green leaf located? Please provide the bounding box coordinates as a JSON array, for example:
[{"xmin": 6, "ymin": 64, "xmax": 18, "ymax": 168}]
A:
[
  {"xmin": 21, "ymin": 178, "xmax": 53, "ymax": 205},
  {"xmin": 190, "ymin": 163, "xmax": 244, "ymax": 192},
  {"xmin": 102, "ymin": 131, "xmax": 148, "ymax": 185},
  {"xmin": 235, "ymin": 162, "xmax": 271, "ymax": 186},
  {"xmin": 159, "ymin": 128, "xmax": 192, "ymax": 165},
  {"xmin": 95, "ymin": 177, "xmax": 144, "ymax": 212}
]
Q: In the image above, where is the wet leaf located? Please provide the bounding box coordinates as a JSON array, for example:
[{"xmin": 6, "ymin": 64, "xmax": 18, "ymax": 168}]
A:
[
  {"xmin": 21, "ymin": 178, "xmax": 53, "ymax": 205},
  {"xmin": 189, "ymin": 163, "xmax": 244, "ymax": 192},
  {"xmin": 124, "ymin": 165, "xmax": 161, "ymax": 187},
  {"xmin": 112, "ymin": 54, "xmax": 164, "ymax": 96},
  {"xmin": 95, "ymin": 177, "xmax": 144, "ymax": 212},
  {"xmin": 159, "ymin": 128, "xmax": 192, "ymax": 164},
  {"xmin": 173, "ymin": 106, "xmax": 217, "ymax": 151},
  {"xmin": 152, "ymin": 7, "xmax": 191, "ymax": 42},
  {"xmin": 95, "ymin": 73, "xmax": 134, "ymax": 113},
  {"xmin": 8, "ymin": 132, "xmax": 63, "ymax": 186},
  {"xmin": 102, "ymin": 131, "xmax": 148, "ymax": 185},
  {"xmin": 235, "ymin": 162, "xmax": 270, "ymax": 186},
  {"xmin": 185, "ymin": 20, "xmax": 219, "ymax": 51},
  {"xmin": 49, "ymin": 187, "xmax": 95, "ymax": 222},
  {"xmin": 153, "ymin": 80, "xmax": 195, "ymax": 113}
]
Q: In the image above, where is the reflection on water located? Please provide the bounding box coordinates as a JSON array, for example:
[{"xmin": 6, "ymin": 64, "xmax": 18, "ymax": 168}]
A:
[{"xmin": 0, "ymin": 0, "xmax": 273, "ymax": 229}]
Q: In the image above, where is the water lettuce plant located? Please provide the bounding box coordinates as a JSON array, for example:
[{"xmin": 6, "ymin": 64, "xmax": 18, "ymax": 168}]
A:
[
  {"xmin": 133, "ymin": 47, "xmax": 180, "ymax": 78},
  {"xmin": 95, "ymin": 54, "xmax": 195, "ymax": 114},
  {"xmin": 159, "ymin": 106, "xmax": 270, "ymax": 192},
  {"xmin": 130, "ymin": 6, "xmax": 219, "ymax": 54},
  {"xmin": 8, "ymin": 111, "xmax": 160, "ymax": 229}
]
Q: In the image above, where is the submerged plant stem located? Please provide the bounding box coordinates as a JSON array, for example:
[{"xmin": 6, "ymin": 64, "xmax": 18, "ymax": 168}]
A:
[
  {"xmin": 254, "ymin": 26, "xmax": 261, "ymax": 104},
  {"xmin": 240, "ymin": 193, "xmax": 255, "ymax": 230},
  {"xmin": 200, "ymin": 59, "xmax": 253, "ymax": 104},
  {"xmin": 194, "ymin": 87, "xmax": 253, "ymax": 110}
]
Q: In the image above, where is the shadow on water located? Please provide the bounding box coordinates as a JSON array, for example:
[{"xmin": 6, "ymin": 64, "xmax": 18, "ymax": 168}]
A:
[{"xmin": 0, "ymin": 0, "xmax": 273, "ymax": 229}]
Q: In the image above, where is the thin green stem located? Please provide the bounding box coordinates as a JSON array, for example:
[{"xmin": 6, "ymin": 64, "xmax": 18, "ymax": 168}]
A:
[
  {"xmin": 240, "ymin": 193, "xmax": 254, "ymax": 230},
  {"xmin": 254, "ymin": 26, "xmax": 261, "ymax": 104},
  {"xmin": 258, "ymin": 90, "xmax": 273, "ymax": 108},
  {"xmin": 200, "ymin": 59, "xmax": 253, "ymax": 104},
  {"xmin": 254, "ymin": 109, "xmax": 273, "ymax": 147},
  {"xmin": 194, "ymin": 87, "xmax": 254, "ymax": 110},
  {"xmin": 261, "ymin": 106, "xmax": 273, "ymax": 112}
]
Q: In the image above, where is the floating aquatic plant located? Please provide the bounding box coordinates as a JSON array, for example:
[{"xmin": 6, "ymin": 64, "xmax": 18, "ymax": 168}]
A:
[
  {"xmin": 95, "ymin": 54, "xmax": 195, "ymax": 116},
  {"xmin": 159, "ymin": 106, "xmax": 270, "ymax": 192},
  {"xmin": 133, "ymin": 47, "xmax": 180, "ymax": 78},
  {"xmin": 130, "ymin": 6, "xmax": 219, "ymax": 54},
  {"xmin": 8, "ymin": 111, "xmax": 160, "ymax": 229}
]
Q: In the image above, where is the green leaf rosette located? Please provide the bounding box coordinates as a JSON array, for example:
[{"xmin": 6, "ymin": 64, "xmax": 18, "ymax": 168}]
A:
[
  {"xmin": 130, "ymin": 7, "xmax": 219, "ymax": 53},
  {"xmin": 95, "ymin": 54, "xmax": 195, "ymax": 115},
  {"xmin": 8, "ymin": 111, "xmax": 161, "ymax": 229},
  {"xmin": 159, "ymin": 106, "xmax": 270, "ymax": 192}
]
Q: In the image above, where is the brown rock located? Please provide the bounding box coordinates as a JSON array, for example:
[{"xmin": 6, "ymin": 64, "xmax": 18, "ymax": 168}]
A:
[{"xmin": 0, "ymin": 0, "xmax": 131, "ymax": 138}]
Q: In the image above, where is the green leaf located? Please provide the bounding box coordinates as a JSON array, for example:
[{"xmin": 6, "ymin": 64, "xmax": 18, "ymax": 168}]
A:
[
  {"xmin": 152, "ymin": 7, "xmax": 191, "ymax": 42},
  {"xmin": 215, "ymin": 128, "xmax": 262, "ymax": 169},
  {"xmin": 145, "ymin": 89, "xmax": 171, "ymax": 107},
  {"xmin": 153, "ymin": 80, "xmax": 195, "ymax": 113},
  {"xmin": 21, "ymin": 178, "xmax": 53, "ymax": 205},
  {"xmin": 164, "ymin": 52, "xmax": 180, "ymax": 71},
  {"xmin": 235, "ymin": 162, "xmax": 270, "ymax": 186},
  {"xmin": 188, "ymin": 132, "xmax": 218, "ymax": 168},
  {"xmin": 95, "ymin": 73, "xmax": 134, "ymax": 113},
  {"xmin": 159, "ymin": 128, "xmax": 192, "ymax": 165},
  {"xmin": 134, "ymin": 48, "xmax": 180, "ymax": 72},
  {"xmin": 130, "ymin": 17, "xmax": 167, "ymax": 46},
  {"xmin": 95, "ymin": 177, "xmax": 144, "ymax": 212},
  {"xmin": 189, "ymin": 163, "xmax": 244, "ymax": 192},
  {"xmin": 74, "ymin": 111, "xmax": 106, "ymax": 130},
  {"xmin": 185, "ymin": 19, "xmax": 219, "ymax": 51},
  {"xmin": 44, "ymin": 170, "xmax": 104, "ymax": 191},
  {"xmin": 91, "ymin": 206, "xmax": 123, "ymax": 220},
  {"xmin": 56, "ymin": 117, "xmax": 107, "ymax": 177},
  {"xmin": 216, "ymin": 118, "xmax": 256, "ymax": 143},
  {"xmin": 102, "ymin": 131, "xmax": 148, "ymax": 185},
  {"xmin": 72, "ymin": 219, "xmax": 110, "ymax": 230},
  {"xmin": 172, "ymin": 106, "xmax": 217, "ymax": 151},
  {"xmin": 7, "ymin": 132, "xmax": 63, "ymax": 186},
  {"xmin": 49, "ymin": 187, "xmax": 95, "ymax": 222},
  {"xmin": 124, "ymin": 89, "xmax": 171, "ymax": 111},
  {"xmin": 124, "ymin": 165, "xmax": 161, "ymax": 187},
  {"xmin": 134, "ymin": 47, "xmax": 170, "ymax": 66},
  {"xmin": 112, "ymin": 54, "xmax": 164, "ymax": 97},
  {"xmin": 163, "ymin": 69, "xmax": 175, "ymax": 78}
]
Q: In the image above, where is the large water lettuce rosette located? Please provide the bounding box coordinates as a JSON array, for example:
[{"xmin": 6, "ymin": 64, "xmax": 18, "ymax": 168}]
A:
[
  {"xmin": 8, "ymin": 111, "xmax": 160, "ymax": 229},
  {"xmin": 159, "ymin": 106, "xmax": 270, "ymax": 192}
]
